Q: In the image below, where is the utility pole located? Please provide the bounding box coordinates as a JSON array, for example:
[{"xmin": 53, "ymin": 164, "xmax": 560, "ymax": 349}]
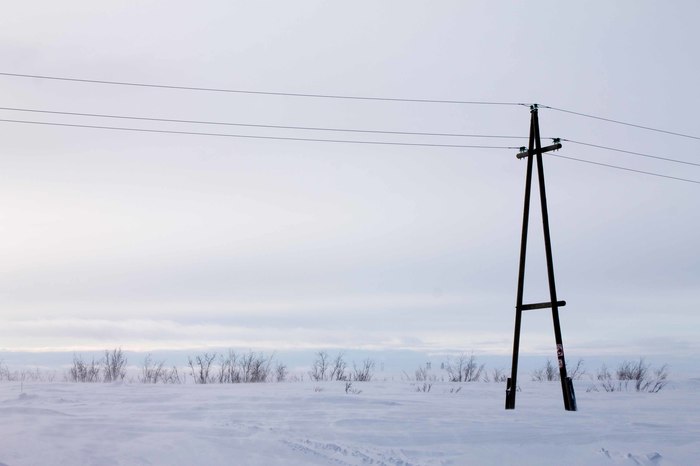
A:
[{"xmin": 505, "ymin": 104, "xmax": 577, "ymax": 411}]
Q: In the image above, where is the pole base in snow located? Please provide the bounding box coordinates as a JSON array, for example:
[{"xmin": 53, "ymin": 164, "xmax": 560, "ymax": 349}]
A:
[
  {"xmin": 505, "ymin": 377, "xmax": 515, "ymax": 409},
  {"xmin": 564, "ymin": 377, "xmax": 577, "ymax": 411}
]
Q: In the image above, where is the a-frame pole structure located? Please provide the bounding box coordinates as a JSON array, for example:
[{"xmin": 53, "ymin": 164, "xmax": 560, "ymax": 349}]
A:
[{"xmin": 505, "ymin": 104, "xmax": 577, "ymax": 411}]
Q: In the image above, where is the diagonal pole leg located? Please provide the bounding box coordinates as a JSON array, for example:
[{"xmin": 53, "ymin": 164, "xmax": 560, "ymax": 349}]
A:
[
  {"xmin": 532, "ymin": 110, "xmax": 577, "ymax": 411},
  {"xmin": 505, "ymin": 108, "xmax": 537, "ymax": 410}
]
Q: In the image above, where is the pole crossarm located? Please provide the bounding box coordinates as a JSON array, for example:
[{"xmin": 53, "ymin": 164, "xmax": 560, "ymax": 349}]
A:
[{"xmin": 516, "ymin": 142, "xmax": 562, "ymax": 159}]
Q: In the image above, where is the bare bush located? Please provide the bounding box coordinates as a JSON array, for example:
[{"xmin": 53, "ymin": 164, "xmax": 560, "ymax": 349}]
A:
[
  {"xmin": 329, "ymin": 353, "xmax": 348, "ymax": 381},
  {"xmin": 532, "ymin": 359, "xmax": 558, "ymax": 381},
  {"xmin": 162, "ymin": 366, "xmax": 182, "ymax": 384},
  {"xmin": 593, "ymin": 359, "xmax": 669, "ymax": 393},
  {"xmin": 617, "ymin": 359, "xmax": 668, "ymax": 392},
  {"xmin": 532, "ymin": 358, "xmax": 584, "ymax": 382},
  {"xmin": 103, "ymin": 348, "xmax": 127, "ymax": 383},
  {"xmin": 0, "ymin": 362, "xmax": 57, "ymax": 383},
  {"xmin": 67, "ymin": 354, "xmax": 101, "ymax": 382},
  {"xmin": 19, "ymin": 368, "xmax": 56, "ymax": 383},
  {"xmin": 569, "ymin": 359, "xmax": 586, "ymax": 380},
  {"xmin": 240, "ymin": 351, "xmax": 273, "ymax": 383},
  {"xmin": 218, "ymin": 350, "xmax": 242, "ymax": 383},
  {"xmin": 416, "ymin": 382, "xmax": 432, "ymax": 393},
  {"xmin": 140, "ymin": 355, "xmax": 165, "ymax": 383},
  {"xmin": 415, "ymin": 366, "xmax": 429, "ymax": 382},
  {"xmin": 352, "ymin": 358, "xmax": 375, "ymax": 382},
  {"xmin": 345, "ymin": 381, "xmax": 362, "ymax": 394},
  {"xmin": 188, "ymin": 352, "xmax": 217, "ymax": 384},
  {"xmin": 446, "ymin": 354, "xmax": 484, "ymax": 382},
  {"xmin": 138, "ymin": 355, "xmax": 181, "ymax": 384},
  {"xmin": 213, "ymin": 350, "xmax": 274, "ymax": 383},
  {"xmin": 490, "ymin": 368, "xmax": 507, "ymax": 383},
  {"xmin": 309, "ymin": 351, "xmax": 330, "ymax": 381},
  {"xmin": 595, "ymin": 364, "xmax": 619, "ymax": 392},
  {"xmin": 617, "ymin": 358, "xmax": 649, "ymax": 390},
  {"xmin": 0, "ymin": 359, "xmax": 8, "ymax": 381},
  {"xmin": 275, "ymin": 362, "xmax": 288, "ymax": 382},
  {"xmin": 647, "ymin": 365, "xmax": 670, "ymax": 393}
]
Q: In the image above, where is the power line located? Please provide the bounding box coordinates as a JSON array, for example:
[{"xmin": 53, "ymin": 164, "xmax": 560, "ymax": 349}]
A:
[
  {"xmin": 0, "ymin": 72, "xmax": 528, "ymax": 106},
  {"xmin": 3, "ymin": 73, "xmax": 697, "ymax": 143},
  {"xmin": 1, "ymin": 116, "xmax": 697, "ymax": 186},
  {"xmin": 551, "ymin": 153, "xmax": 700, "ymax": 185},
  {"xmin": 541, "ymin": 105, "xmax": 700, "ymax": 141},
  {"xmin": 0, "ymin": 118, "xmax": 520, "ymax": 150},
  {"xmin": 561, "ymin": 139, "xmax": 700, "ymax": 168},
  {"xmin": 0, "ymin": 105, "xmax": 527, "ymax": 140}
]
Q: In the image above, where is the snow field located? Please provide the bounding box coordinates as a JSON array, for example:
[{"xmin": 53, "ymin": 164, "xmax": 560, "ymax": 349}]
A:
[{"xmin": 1, "ymin": 379, "xmax": 699, "ymax": 465}]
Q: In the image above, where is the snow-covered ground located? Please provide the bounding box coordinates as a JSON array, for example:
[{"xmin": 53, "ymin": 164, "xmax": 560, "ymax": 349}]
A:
[{"xmin": 1, "ymin": 379, "xmax": 698, "ymax": 465}]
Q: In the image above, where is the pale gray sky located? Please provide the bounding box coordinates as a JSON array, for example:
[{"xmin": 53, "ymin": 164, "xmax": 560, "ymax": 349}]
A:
[{"xmin": 0, "ymin": 1, "xmax": 698, "ymax": 365}]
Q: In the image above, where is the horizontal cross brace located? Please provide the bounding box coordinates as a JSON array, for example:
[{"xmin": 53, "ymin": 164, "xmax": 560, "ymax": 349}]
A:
[
  {"xmin": 516, "ymin": 143, "xmax": 562, "ymax": 159},
  {"xmin": 517, "ymin": 300, "xmax": 566, "ymax": 311}
]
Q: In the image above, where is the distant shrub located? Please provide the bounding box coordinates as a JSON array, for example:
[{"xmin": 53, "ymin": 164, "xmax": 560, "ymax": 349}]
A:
[
  {"xmin": 531, "ymin": 359, "xmax": 558, "ymax": 382},
  {"xmin": 238, "ymin": 351, "xmax": 273, "ymax": 383},
  {"xmin": 352, "ymin": 358, "xmax": 375, "ymax": 382},
  {"xmin": 415, "ymin": 382, "xmax": 432, "ymax": 393},
  {"xmin": 589, "ymin": 359, "xmax": 668, "ymax": 393},
  {"xmin": 217, "ymin": 350, "xmax": 241, "ymax": 383},
  {"xmin": 415, "ymin": 366, "xmax": 429, "ymax": 382},
  {"xmin": 103, "ymin": 348, "xmax": 127, "ymax": 383},
  {"xmin": 67, "ymin": 354, "xmax": 101, "ymax": 383},
  {"xmin": 345, "ymin": 381, "xmax": 362, "ymax": 394},
  {"xmin": 139, "ymin": 355, "xmax": 182, "ymax": 384},
  {"xmin": 531, "ymin": 359, "xmax": 585, "ymax": 382},
  {"xmin": 0, "ymin": 362, "xmax": 54, "ymax": 382},
  {"xmin": 0, "ymin": 360, "xmax": 11, "ymax": 381},
  {"xmin": 309, "ymin": 351, "xmax": 330, "ymax": 381},
  {"xmin": 445, "ymin": 354, "xmax": 484, "ymax": 382},
  {"xmin": 140, "ymin": 355, "xmax": 165, "ymax": 384},
  {"xmin": 188, "ymin": 350, "xmax": 274, "ymax": 384},
  {"xmin": 275, "ymin": 362, "xmax": 288, "ymax": 382},
  {"xmin": 188, "ymin": 353, "xmax": 216, "ymax": 384},
  {"xmin": 330, "ymin": 353, "xmax": 348, "ymax": 381},
  {"xmin": 489, "ymin": 368, "xmax": 507, "ymax": 383}
]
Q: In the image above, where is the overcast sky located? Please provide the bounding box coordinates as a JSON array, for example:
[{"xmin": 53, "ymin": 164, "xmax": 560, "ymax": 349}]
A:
[{"xmin": 0, "ymin": 1, "xmax": 698, "ymax": 366}]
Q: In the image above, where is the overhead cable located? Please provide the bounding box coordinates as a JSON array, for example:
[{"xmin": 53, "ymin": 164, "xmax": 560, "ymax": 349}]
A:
[
  {"xmin": 0, "ymin": 105, "xmax": 527, "ymax": 140},
  {"xmin": 562, "ymin": 139, "xmax": 700, "ymax": 168},
  {"xmin": 0, "ymin": 72, "xmax": 527, "ymax": 106},
  {"xmin": 0, "ymin": 118, "xmax": 520, "ymax": 150},
  {"xmin": 542, "ymin": 105, "xmax": 700, "ymax": 141},
  {"xmin": 551, "ymin": 153, "xmax": 700, "ymax": 185}
]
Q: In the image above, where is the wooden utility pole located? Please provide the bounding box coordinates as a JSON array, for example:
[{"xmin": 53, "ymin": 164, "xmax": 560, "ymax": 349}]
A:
[{"xmin": 505, "ymin": 104, "xmax": 577, "ymax": 411}]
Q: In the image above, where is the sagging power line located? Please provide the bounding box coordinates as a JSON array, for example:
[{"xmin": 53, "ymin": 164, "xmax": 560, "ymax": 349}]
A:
[
  {"xmin": 550, "ymin": 154, "xmax": 700, "ymax": 185},
  {"xmin": 2, "ymin": 106, "xmax": 696, "ymax": 169},
  {"xmin": 0, "ymin": 72, "xmax": 527, "ymax": 106},
  {"xmin": 2, "ymin": 72, "xmax": 697, "ymax": 142},
  {"xmin": 0, "ymin": 71, "xmax": 698, "ymax": 186},
  {"xmin": 541, "ymin": 105, "xmax": 700, "ymax": 141},
  {"xmin": 0, "ymin": 118, "xmax": 520, "ymax": 150},
  {"xmin": 0, "ymin": 105, "xmax": 527, "ymax": 140},
  {"xmin": 561, "ymin": 139, "xmax": 700, "ymax": 168},
  {"xmin": 0, "ymin": 119, "xmax": 698, "ymax": 186}
]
